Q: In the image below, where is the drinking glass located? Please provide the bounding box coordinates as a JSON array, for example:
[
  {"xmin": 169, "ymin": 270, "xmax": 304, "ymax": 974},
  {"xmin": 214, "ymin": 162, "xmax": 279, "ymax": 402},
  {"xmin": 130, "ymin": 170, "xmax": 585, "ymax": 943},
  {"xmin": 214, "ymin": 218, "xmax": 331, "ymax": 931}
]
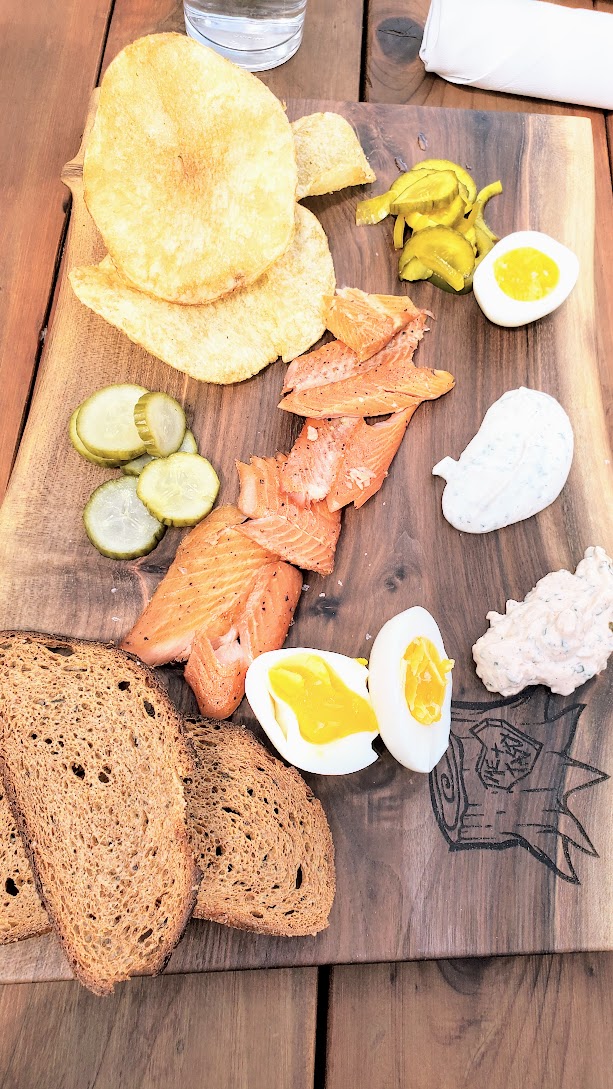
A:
[{"xmin": 184, "ymin": 0, "xmax": 308, "ymax": 71}]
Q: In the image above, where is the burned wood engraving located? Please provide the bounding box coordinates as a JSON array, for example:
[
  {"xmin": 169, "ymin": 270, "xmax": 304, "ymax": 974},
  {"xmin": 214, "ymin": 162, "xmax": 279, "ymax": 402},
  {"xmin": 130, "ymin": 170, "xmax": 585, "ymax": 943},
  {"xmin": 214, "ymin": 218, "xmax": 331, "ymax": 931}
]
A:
[{"xmin": 430, "ymin": 689, "xmax": 609, "ymax": 883}]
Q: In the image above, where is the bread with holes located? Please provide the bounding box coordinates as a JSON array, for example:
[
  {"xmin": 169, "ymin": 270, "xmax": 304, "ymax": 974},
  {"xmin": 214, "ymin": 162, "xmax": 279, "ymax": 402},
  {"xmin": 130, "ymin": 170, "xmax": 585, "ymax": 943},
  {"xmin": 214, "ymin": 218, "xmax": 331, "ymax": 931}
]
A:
[
  {"xmin": 0, "ymin": 787, "xmax": 49, "ymax": 943},
  {"xmin": 185, "ymin": 719, "xmax": 335, "ymax": 936},
  {"xmin": 0, "ymin": 631, "xmax": 200, "ymax": 994}
]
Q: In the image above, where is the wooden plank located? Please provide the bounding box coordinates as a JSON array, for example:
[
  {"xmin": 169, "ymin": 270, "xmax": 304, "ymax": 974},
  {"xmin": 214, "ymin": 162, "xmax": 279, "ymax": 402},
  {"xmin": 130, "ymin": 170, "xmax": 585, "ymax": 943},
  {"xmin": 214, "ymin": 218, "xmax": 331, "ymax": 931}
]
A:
[
  {"xmin": 363, "ymin": 0, "xmax": 613, "ymax": 423},
  {"xmin": 0, "ymin": 0, "xmax": 115, "ymax": 501},
  {"xmin": 365, "ymin": 0, "xmax": 600, "ymax": 107},
  {"xmin": 0, "ymin": 967, "xmax": 317, "ymax": 1089},
  {"xmin": 101, "ymin": 0, "xmax": 364, "ymax": 99},
  {"xmin": 1, "ymin": 100, "xmax": 611, "ymax": 985},
  {"xmin": 326, "ymin": 953, "xmax": 613, "ymax": 1089}
]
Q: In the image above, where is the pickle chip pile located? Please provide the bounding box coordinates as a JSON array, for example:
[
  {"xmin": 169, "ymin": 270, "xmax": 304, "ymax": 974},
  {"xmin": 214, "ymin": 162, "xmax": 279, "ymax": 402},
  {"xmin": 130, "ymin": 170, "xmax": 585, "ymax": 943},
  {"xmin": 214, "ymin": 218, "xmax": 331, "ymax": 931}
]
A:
[
  {"xmin": 70, "ymin": 385, "xmax": 220, "ymax": 559},
  {"xmin": 356, "ymin": 158, "xmax": 502, "ymax": 294}
]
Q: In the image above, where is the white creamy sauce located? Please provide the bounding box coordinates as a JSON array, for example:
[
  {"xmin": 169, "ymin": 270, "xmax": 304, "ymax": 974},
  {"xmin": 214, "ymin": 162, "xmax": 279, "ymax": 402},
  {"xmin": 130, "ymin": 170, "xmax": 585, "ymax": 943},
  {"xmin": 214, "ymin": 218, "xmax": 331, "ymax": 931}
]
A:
[
  {"xmin": 473, "ymin": 546, "xmax": 613, "ymax": 697},
  {"xmin": 432, "ymin": 387, "xmax": 574, "ymax": 533}
]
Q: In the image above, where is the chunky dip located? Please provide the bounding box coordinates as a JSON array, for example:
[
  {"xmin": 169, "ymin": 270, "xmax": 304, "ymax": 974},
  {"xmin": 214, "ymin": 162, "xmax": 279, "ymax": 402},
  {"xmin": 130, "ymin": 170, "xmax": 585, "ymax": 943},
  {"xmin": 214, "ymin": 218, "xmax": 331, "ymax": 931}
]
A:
[{"xmin": 473, "ymin": 546, "xmax": 613, "ymax": 696}]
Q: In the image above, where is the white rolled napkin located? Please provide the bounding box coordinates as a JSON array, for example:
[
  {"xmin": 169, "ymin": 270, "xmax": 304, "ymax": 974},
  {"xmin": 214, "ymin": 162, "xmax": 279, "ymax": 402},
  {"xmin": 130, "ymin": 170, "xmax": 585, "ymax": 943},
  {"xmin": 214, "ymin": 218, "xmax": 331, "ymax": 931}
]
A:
[{"xmin": 420, "ymin": 0, "xmax": 613, "ymax": 110}]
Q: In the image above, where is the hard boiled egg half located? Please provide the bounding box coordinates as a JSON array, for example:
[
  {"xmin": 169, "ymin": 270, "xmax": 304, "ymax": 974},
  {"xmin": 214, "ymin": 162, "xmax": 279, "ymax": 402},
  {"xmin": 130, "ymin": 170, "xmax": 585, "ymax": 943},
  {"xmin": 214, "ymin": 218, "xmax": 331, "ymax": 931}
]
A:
[
  {"xmin": 368, "ymin": 607, "xmax": 454, "ymax": 774},
  {"xmin": 245, "ymin": 648, "xmax": 379, "ymax": 775},
  {"xmin": 473, "ymin": 230, "xmax": 579, "ymax": 327}
]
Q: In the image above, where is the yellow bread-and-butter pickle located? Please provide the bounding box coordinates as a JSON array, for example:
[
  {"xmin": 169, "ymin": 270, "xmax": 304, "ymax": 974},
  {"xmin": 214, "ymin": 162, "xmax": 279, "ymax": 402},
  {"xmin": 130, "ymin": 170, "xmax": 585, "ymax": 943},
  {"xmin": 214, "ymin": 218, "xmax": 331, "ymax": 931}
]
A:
[
  {"xmin": 400, "ymin": 226, "xmax": 475, "ymax": 293},
  {"xmin": 356, "ymin": 157, "xmax": 502, "ymax": 294}
]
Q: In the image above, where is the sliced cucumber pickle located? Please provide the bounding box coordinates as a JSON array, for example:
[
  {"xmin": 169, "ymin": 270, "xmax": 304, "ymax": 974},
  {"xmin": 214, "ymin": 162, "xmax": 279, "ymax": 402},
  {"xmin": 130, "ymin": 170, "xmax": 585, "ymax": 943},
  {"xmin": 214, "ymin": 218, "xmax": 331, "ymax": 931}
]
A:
[
  {"xmin": 122, "ymin": 452, "xmax": 154, "ymax": 477},
  {"xmin": 137, "ymin": 452, "xmax": 220, "ymax": 527},
  {"xmin": 122, "ymin": 429, "xmax": 198, "ymax": 477},
  {"xmin": 134, "ymin": 392, "xmax": 186, "ymax": 458},
  {"xmin": 179, "ymin": 429, "xmax": 198, "ymax": 455},
  {"xmin": 69, "ymin": 410, "xmax": 123, "ymax": 469},
  {"xmin": 83, "ymin": 477, "xmax": 165, "ymax": 559},
  {"xmin": 76, "ymin": 384, "xmax": 148, "ymax": 460}
]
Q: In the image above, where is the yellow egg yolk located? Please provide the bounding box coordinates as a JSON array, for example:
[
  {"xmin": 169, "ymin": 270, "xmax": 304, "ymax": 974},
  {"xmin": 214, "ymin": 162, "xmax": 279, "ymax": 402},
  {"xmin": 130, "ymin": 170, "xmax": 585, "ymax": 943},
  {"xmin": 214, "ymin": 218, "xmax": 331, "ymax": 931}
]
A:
[
  {"xmin": 404, "ymin": 638, "xmax": 454, "ymax": 726},
  {"xmin": 268, "ymin": 654, "xmax": 378, "ymax": 745},
  {"xmin": 493, "ymin": 246, "xmax": 560, "ymax": 302}
]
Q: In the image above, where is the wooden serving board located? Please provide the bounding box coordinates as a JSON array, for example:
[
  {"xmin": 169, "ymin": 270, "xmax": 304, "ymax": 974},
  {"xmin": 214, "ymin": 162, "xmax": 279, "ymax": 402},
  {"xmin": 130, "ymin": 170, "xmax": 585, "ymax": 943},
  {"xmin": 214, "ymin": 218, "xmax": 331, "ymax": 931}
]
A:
[{"xmin": 1, "ymin": 99, "xmax": 612, "ymax": 984}]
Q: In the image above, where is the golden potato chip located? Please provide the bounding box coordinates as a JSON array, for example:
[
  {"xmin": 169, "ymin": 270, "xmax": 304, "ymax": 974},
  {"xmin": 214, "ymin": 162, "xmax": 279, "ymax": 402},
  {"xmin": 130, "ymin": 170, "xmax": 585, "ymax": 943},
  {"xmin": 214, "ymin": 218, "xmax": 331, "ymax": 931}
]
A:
[
  {"xmin": 69, "ymin": 207, "xmax": 335, "ymax": 385},
  {"xmin": 292, "ymin": 112, "xmax": 376, "ymax": 200},
  {"xmin": 83, "ymin": 34, "xmax": 297, "ymax": 305}
]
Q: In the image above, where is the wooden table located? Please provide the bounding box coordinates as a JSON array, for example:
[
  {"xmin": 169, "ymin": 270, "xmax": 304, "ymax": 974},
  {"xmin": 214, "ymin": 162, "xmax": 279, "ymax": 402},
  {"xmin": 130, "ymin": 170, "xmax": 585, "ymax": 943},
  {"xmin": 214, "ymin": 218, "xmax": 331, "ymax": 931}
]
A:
[{"xmin": 1, "ymin": 1, "xmax": 612, "ymax": 1085}]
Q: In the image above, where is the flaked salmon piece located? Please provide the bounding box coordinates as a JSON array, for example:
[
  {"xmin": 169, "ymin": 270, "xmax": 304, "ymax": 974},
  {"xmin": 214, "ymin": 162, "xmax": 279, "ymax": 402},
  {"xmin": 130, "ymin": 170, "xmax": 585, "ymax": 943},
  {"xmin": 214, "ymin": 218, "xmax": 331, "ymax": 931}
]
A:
[
  {"xmin": 239, "ymin": 514, "xmax": 341, "ymax": 576},
  {"xmin": 120, "ymin": 505, "xmax": 280, "ymax": 666},
  {"xmin": 327, "ymin": 407, "xmax": 417, "ymax": 511},
  {"xmin": 236, "ymin": 456, "xmax": 341, "ymax": 575},
  {"xmin": 324, "ymin": 288, "xmax": 423, "ymax": 362},
  {"xmin": 235, "ymin": 454, "xmax": 288, "ymax": 519},
  {"xmin": 280, "ymin": 417, "xmax": 361, "ymax": 505},
  {"xmin": 282, "ymin": 315, "xmax": 428, "ymax": 395},
  {"xmin": 184, "ymin": 626, "xmax": 246, "ymax": 721},
  {"xmin": 279, "ymin": 338, "xmax": 455, "ymax": 419},
  {"xmin": 184, "ymin": 561, "xmax": 303, "ymax": 719},
  {"xmin": 283, "ymin": 339, "xmax": 361, "ymax": 395}
]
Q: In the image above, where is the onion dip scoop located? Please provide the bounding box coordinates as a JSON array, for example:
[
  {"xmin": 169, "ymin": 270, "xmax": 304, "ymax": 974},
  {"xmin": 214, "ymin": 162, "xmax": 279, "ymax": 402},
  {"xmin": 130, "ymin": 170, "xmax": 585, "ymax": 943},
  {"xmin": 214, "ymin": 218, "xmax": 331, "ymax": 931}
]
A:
[
  {"xmin": 432, "ymin": 387, "xmax": 573, "ymax": 534},
  {"xmin": 472, "ymin": 546, "xmax": 613, "ymax": 698}
]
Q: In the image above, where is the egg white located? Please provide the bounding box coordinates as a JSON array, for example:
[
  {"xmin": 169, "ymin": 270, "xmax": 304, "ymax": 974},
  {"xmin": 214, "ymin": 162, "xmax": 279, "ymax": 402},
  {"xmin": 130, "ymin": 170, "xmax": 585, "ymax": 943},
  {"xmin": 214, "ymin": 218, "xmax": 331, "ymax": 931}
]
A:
[
  {"xmin": 368, "ymin": 607, "xmax": 452, "ymax": 774},
  {"xmin": 473, "ymin": 230, "xmax": 579, "ymax": 327},
  {"xmin": 245, "ymin": 648, "xmax": 380, "ymax": 776}
]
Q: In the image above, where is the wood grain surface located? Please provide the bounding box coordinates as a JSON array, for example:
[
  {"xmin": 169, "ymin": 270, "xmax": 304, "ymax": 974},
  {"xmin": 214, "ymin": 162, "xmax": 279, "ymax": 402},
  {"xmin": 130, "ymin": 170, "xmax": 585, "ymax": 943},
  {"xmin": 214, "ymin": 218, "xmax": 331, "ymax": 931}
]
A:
[
  {"xmin": 1, "ymin": 95, "xmax": 611, "ymax": 987},
  {"xmin": 2, "ymin": 6, "xmax": 613, "ymax": 1087},
  {"xmin": 326, "ymin": 953, "xmax": 613, "ymax": 1089},
  {"xmin": 0, "ymin": 0, "xmax": 115, "ymax": 502},
  {"xmin": 102, "ymin": 0, "xmax": 364, "ymax": 99},
  {"xmin": 0, "ymin": 967, "xmax": 317, "ymax": 1089}
]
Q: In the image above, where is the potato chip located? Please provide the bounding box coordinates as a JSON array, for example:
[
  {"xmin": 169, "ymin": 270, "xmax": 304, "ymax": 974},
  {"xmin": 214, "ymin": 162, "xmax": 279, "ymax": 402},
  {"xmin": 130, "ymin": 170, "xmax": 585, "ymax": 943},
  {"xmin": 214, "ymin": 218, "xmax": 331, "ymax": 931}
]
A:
[
  {"xmin": 83, "ymin": 34, "xmax": 297, "ymax": 305},
  {"xmin": 292, "ymin": 112, "xmax": 376, "ymax": 200},
  {"xmin": 69, "ymin": 207, "xmax": 335, "ymax": 385}
]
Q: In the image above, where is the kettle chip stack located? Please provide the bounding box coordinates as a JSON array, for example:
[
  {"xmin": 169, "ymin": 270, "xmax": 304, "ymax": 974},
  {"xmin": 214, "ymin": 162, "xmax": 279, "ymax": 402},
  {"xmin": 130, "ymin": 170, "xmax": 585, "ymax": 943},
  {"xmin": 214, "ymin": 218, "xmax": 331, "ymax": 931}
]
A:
[{"xmin": 69, "ymin": 33, "xmax": 377, "ymax": 385}]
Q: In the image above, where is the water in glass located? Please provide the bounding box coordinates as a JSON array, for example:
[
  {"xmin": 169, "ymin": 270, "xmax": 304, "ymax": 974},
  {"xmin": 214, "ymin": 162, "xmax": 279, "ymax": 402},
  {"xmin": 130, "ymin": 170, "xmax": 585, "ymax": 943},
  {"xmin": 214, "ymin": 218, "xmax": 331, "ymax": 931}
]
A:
[{"xmin": 184, "ymin": 0, "xmax": 308, "ymax": 71}]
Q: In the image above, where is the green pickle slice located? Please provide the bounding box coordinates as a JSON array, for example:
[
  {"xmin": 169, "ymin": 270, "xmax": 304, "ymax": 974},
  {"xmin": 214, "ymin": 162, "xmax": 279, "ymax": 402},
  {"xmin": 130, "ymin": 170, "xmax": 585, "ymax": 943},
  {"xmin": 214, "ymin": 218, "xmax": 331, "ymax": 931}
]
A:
[
  {"xmin": 178, "ymin": 429, "xmax": 198, "ymax": 455},
  {"xmin": 76, "ymin": 384, "xmax": 148, "ymax": 461},
  {"xmin": 69, "ymin": 410, "xmax": 123, "ymax": 469},
  {"xmin": 83, "ymin": 477, "xmax": 166, "ymax": 559},
  {"xmin": 121, "ymin": 452, "xmax": 155, "ymax": 478},
  {"xmin": 133, "ymin": 391, "xmax": 187, "ymax": 458},
  {"xmin": 122, "ymin": 429, "xmax": 199, "ymax": 477},
  {"xmin": 137, "ymin": 452, "xmax": 220, "ymax": 528}
]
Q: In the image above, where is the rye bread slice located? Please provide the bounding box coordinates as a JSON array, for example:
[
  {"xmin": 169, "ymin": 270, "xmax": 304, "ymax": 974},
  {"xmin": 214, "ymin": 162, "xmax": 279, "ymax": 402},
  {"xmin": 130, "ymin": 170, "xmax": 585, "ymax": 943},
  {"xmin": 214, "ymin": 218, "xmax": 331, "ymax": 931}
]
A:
[
  {"xmin": 0, "ymin": 787, "xmax": 49, "ymax": 943},
  {"xmin": 185, "ymin": 720, "xmax": 335, "ymax": 936},
  {"xmin": 0, "ymin": 631, "xmax": 200, "ymax": 994}
]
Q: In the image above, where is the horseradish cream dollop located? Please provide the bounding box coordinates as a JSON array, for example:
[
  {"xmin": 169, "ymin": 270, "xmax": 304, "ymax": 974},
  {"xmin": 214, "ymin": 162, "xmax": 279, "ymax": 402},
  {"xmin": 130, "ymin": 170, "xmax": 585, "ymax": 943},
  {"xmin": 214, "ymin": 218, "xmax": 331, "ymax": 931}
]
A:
[
  {"xmin": 473, "ymin": 546, "xmax": 613, "ymax": 697},
  {"xmin": 432, "ymin": 387, "xmax": 573, "ymax": 533}
]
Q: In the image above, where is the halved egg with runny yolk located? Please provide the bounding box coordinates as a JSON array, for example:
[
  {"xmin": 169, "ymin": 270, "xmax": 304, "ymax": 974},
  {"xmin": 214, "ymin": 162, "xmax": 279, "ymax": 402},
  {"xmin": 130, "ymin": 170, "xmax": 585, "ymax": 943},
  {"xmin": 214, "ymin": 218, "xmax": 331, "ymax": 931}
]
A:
[
  {"xmin": 473, "ymin": 230, "xmax": 579, "ymax": 327},
  {"xmin": 368, "ymin": 607, "xmax": 454, "ymax": 773},
  {"xmin": 245, "ymin": 648, "xmax": 380, "ymax": 775}
]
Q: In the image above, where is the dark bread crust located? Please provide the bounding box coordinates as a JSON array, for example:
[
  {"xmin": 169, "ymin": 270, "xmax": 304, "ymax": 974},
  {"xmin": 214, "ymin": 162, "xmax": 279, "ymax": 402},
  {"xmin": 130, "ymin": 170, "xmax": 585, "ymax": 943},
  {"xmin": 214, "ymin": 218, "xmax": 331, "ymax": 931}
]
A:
[
  {"xmin": 186, "ymin": 719, "xmax": 335, "ymax": 936},
  {"xmin": 0, "ymin": 630, "xmax": 201, "ymax": 995}
]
